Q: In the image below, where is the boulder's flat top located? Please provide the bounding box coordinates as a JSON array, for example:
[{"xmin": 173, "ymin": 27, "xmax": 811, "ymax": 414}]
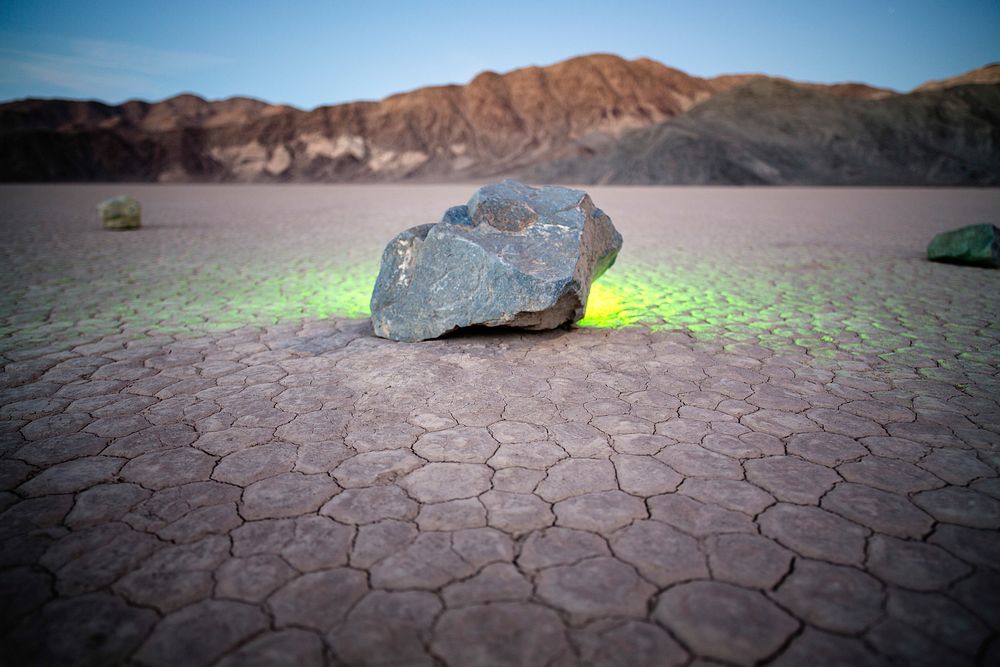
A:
[{"xmin": 1, "ymin": 185, "xmax": 999, "ymax": 666}]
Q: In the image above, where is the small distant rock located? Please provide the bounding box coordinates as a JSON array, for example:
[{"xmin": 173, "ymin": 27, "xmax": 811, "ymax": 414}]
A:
[
  {"xmin": 927, "ymin": 224, "xmax": 998, "ymax": 268},
  {"xmin": 370, "ymin": 180, "xmax": 622, "ymax": 342},
  {"xmin": 98, "ymin": 195, "xmax": 141, "ymax": 230}
]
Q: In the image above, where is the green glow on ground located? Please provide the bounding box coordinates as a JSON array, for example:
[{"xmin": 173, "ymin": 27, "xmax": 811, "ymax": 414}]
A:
[
  {"xmin": 578, "ymin": 264, "xmax": 757, "ymax": 336},
  {"xmin": 5, "ymin": 246, "xmax": 977, "ymax": 367},
  {"xmin": 72, "ymin": 262, "xmax": 380, "ymax": 337},
  {"xmin": 577, "ymin": 280, "xmax": 634, "ymax": 328},
  {"xmin": 579, "ymin": 274, "xmax": 679, "ymax": 329},
  {"xmin": 256, "ymin": 265, "xmax": 375, "ymax": 321}
]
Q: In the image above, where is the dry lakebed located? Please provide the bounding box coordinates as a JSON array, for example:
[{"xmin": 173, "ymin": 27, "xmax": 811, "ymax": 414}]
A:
[{"xmin": 1, "ymin": 184, "xmax": 998, "ymax": 666}]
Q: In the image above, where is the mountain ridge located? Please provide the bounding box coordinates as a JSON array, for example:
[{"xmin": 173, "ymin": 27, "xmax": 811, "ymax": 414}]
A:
[
  {"xmin": 3, "ymin": 51, "xmax": 906, "ymax": 112},
  {"xmin": 915, "ymin": 63, "xmax": 1000, "ymax": 92},
  {"xmin": 523, "ymin": 79, "xmax": 1000, "ymax": 186},
  {"xmin": 0, "ymin": 54, "xmax": 995, "ymax": 183}
]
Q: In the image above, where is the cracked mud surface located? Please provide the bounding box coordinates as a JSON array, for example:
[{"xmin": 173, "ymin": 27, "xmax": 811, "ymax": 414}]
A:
[{"xmin": 1, "ymin": 185, "xmax": 999, "ymax": 666}]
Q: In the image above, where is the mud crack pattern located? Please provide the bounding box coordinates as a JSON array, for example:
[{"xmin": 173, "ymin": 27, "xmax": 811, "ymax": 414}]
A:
[{"xmin": 1, "ymin": 185, "xmax": 998, "ymax": 666}]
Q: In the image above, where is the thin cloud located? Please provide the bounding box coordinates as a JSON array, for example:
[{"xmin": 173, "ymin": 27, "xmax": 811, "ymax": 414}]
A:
[
  {"xmin": 0, "ymin": 56, "xmax": 161, "ymax": 98},
  {"xmin": 0, "ymin": 33, "xmax": 231, "ymax": 101}
]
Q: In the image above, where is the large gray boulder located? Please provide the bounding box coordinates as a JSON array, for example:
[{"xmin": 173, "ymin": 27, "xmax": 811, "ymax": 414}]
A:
[
  {"xmin": 370, "ymin": 180, "xmax": 622, "ymax": 342},
  {"xmin": 927, "ymin": 223, "xmax": 999, "ymax": 268}
]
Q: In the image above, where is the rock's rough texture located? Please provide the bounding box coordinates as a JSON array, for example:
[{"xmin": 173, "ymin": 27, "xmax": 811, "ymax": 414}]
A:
[
  {"xmin": 370, "ymin": 181, "xmax": 622, "ymax": 341},
  {"xmin": 927, "ymin": 224, "xmax": 999, "ymax": 268},
  {"xmin": 97, "ymin": 196, "xmax": 141, "ymax": 230}
]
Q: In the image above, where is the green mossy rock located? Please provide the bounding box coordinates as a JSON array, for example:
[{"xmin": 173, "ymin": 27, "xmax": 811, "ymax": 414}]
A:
[
  {"xmin": 927, "ymin": 224, "xmax": 999, "ymax": 268},
  {"xmin": 98, "ymin": 195, "xmax": 142, "ymax": 230}
]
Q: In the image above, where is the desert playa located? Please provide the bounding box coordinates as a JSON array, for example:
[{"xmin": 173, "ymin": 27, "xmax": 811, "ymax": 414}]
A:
[{"xmin": 1, "ymin": 184, "xmax": 998, "ymax": 665}]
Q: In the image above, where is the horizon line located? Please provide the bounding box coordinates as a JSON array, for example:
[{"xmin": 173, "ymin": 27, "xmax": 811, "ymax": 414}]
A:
[{"xmin": 9, "ymin": 51, "xmax": 990, "ymax": 112}]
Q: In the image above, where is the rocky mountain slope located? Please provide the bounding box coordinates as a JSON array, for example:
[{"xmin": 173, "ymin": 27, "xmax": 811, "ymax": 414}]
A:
[
  {"xmin": 915, "ymin": 63, "xmax": 1000, "ymax": 91},
  {"xmin": 524, "ymin": 79, "xmax": 1000, "ymax": 185},
  {"xmin": 0, "ymin": 54, "xmax": 895, "ymax": 183}
]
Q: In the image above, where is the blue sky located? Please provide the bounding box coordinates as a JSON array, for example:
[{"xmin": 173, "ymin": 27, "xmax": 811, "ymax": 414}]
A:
[{"xmin": 1, "ymin": 0, "xmax": 998, "ymax": 108}]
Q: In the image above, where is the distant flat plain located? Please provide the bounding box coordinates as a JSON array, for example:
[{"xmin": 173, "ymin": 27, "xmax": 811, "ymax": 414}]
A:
[
  {"xmin": 3, "ymin": 184, "xmax": 999, "ymax": 343},
  {"xmin": 1, "ymin": 185, "xmax": 999, "ymax": 666}
]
